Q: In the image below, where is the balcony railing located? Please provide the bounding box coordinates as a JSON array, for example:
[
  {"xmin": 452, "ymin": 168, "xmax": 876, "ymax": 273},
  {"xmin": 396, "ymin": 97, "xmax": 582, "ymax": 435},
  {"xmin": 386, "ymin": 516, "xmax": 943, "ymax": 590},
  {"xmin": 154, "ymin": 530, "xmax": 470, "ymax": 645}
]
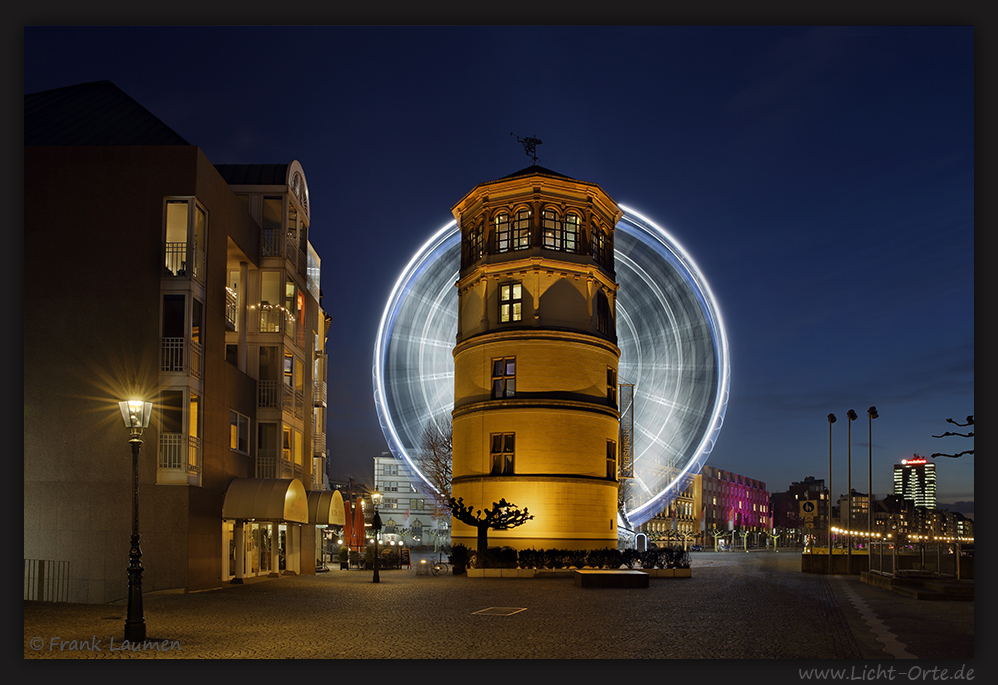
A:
[
  {"xmin": 189, "ymin": 339, "xmax": 203, "ymax": 379},
  {"xmin": 225, "ymin": 288, "xmax": 237, "ymax": 329},
  {"xmin": 257, "ymin": 448, "xmax": 278, "ymax": 479},
  {"xmin": 313, "ymin": 432, "xmax": 326, "ymax": 456},
  {"xmin": 161, "ymin": 338, "xmax": 185, "ymax": 372},
  {"xmin": 187, "ymin": 435, "xmax": 202, "ymax": 474},
  {"xmin": 313, "ymin": 380, "xmax": 327, "ymax": 405},
  {"xmin": 262, "ymin": 229, "xmax": 281, "ymax": 257},
  {"xmin": 258, "ymin": 380, "xmax": 280, "ymax": 409},
  {"xmin": 259, "ymin": 305, "xmax": 285, "ymax": 334},
  {"xmin": 159, "ymin": 433, "xmax": 185, "ymax": 470},
  {"xmin": 165, "ymin": 242, "xmax": 187, "ymax": 276}
]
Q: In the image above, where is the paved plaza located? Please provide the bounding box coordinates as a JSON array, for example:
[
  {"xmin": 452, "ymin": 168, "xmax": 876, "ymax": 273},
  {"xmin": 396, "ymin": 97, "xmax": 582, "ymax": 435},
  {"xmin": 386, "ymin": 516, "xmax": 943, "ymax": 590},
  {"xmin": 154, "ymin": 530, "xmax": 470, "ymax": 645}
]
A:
[{"xmin": 23, "ymin": 551, "xmax": 975, "ymax": 665}]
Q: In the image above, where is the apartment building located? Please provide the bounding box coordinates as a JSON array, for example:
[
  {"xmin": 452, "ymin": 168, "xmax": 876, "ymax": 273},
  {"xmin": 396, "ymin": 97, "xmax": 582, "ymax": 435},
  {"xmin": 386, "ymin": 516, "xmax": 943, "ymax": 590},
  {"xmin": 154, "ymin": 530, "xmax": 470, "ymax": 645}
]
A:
[{"xmin": 24, "ymin": 81, "xmax": 332, "ymax": 603}]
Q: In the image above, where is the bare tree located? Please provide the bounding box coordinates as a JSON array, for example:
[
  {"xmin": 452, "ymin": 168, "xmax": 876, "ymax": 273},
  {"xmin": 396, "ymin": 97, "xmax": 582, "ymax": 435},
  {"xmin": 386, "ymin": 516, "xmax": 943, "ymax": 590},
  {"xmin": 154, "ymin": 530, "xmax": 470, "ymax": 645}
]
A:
[
  {"xmin": 416, "ymin": 416, "xmax": 453, "ymax": 514},
  {"xmin": 448, "ymin": 496, "xmax": 533, "ymax": 567},
  {"xmin": 931, "ymin": 415, "xmax": 974, "ymax": 459}
]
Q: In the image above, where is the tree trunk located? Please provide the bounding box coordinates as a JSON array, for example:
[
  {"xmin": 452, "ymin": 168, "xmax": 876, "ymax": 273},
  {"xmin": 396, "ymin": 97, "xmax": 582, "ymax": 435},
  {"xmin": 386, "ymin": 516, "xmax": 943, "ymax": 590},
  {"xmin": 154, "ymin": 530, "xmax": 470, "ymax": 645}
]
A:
[{"xmin": 477, "ymin": 526, "xmax": 489, "ymax": 568}]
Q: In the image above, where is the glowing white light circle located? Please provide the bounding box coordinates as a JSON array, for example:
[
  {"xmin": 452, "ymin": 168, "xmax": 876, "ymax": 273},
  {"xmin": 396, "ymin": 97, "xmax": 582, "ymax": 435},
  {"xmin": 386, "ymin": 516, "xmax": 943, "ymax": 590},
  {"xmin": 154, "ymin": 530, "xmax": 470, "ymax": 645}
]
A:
[{"xmin": 372, "ymin": 206, "xmax": 729, "ymax": 526}]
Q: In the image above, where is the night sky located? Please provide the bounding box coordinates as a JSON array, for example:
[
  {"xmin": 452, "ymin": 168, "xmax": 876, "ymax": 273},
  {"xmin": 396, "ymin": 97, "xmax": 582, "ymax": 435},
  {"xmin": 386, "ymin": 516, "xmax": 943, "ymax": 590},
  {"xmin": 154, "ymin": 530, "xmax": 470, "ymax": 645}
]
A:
[{"xmin": 23, "ymin": 25, "xmax": 975, "ymax": 512}]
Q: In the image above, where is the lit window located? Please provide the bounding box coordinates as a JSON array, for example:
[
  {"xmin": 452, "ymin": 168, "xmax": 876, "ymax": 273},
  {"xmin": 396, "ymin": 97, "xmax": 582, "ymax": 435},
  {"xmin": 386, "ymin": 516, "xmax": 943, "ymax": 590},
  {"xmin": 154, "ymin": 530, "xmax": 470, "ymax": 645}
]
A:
[
  {"xmin": 499, "ymin": 282, "xmax": 522, "ymax": 323},
  {"xmin": 491, "ymin": 357, "xmax": 516, "ymax": 398},
  {"xmin": 495, "ymin": 213, "xmax": 511, "ymax": 253},
  {"xmin": 512, "ymin": 209, "xmax": 531, "ymax": 250},
  {"xmin": 229, "ymin": 411, "xmax": 249, "ymax": 453},
  {"xmin": 490, "ymin": 433, "xmax": 515, "ymax": 475}
]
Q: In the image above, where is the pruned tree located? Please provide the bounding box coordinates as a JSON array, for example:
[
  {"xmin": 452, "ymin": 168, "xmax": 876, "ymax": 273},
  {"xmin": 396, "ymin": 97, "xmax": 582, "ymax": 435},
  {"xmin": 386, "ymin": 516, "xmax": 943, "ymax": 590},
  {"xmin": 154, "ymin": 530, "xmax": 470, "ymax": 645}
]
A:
[
  {"xmin": 931, "ymin": 415, "xmax": 974, "ymax": 459},
  {"xmin": 448, "ymin": 496, "xmax": 533, "ymax": 567},
  {"xmin": 416, "ymin": 416, "xmax": 453, "ymax": 515}
]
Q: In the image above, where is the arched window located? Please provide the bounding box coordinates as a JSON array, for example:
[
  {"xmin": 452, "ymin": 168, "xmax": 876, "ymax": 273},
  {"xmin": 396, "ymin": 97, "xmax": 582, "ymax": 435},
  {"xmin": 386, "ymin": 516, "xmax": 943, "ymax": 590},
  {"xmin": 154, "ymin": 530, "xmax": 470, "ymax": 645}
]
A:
[
  {"xmin": 494, "ymin": 212, "xmax": 511, "ymax": 253},
  {"xmin": 542, "ymin": 209, "xmax": 561, "ymax": 250},
  {"xmin": 512, "ymin": 208, "xmax": 531, "ymax": 250},
  {"xmin": 564, "ymin": 213, "xmax": 580, "ymax": 253}
]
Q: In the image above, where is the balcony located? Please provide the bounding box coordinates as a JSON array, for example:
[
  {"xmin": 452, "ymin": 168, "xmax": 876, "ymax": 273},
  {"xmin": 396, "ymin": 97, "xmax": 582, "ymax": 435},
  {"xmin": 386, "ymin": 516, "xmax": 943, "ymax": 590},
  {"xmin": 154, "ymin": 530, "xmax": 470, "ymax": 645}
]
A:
[
  {"xmin": 225, "ymin": 287, "xmax": 237, "ymax": 329},
  {"xmin": 159, "ymin": 433, "xmax": 201, "ymax": 477},
  {"xmin": 160, "ymin": 337, "xmax": 202, "ymax": 378},
  {"xmin": 313, "ymin": 380, "xmax": 327, "ymax": 406},
  {"xmin": 257, "ymin": 380, "xmax": 306, "ymax": 418}
]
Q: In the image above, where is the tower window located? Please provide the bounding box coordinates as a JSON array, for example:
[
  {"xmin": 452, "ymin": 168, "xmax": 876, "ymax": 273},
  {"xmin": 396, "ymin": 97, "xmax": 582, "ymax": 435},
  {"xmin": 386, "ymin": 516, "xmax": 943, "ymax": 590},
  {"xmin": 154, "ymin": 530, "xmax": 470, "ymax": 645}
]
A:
[
  {"xmin": 512, "ymin": 208, "xmax": 531, "ymax": 250},
  {"xmin": 541, "ymin": 210, "xmax": 581, "ymax": 254},
  {"xmin": 495, "ymin": 213, "xmax": 511, "ymax": 253},
  {"xmin": 607, "ymin": 440, "xmax": 617, "ymax": 479},
  {"xmin": 491, "ymin": 357, "xmax": 516, "ymax": 398},
  {"xmin": 499, "ymin": 282, "xmax": 522, "ymax": 323},
  {"xmin": 465, "ymin": 221, "xmax": 485, "ymax": 267},
  {"xmin": 564, "ymin": 213, "xmax": 580, "ymax": 253},
  {"xmin": 490, "ymin": 433, "xmax": 515, "ymax": 475},
  {"xmin": 596, "ymin": 291, "xmax": 611, "ymax": 335},
  {"xmin": 607, "ymin": 367, "xmax": 617, "ymax": 406}
]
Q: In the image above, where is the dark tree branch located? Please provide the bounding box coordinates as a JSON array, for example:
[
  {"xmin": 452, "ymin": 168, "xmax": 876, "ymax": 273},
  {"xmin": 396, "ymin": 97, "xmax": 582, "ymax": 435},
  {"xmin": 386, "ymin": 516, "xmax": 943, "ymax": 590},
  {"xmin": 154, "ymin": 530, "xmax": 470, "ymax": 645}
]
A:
[{"xmin": 930, "ymin": 450, "xmax": 974, "ymax": 459}]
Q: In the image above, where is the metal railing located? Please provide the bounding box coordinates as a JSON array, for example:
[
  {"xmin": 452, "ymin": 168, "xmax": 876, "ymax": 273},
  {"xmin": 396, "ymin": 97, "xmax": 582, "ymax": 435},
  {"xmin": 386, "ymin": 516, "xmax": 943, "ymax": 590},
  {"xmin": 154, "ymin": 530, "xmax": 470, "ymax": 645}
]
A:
[
  {"xmin": 24, "ymin": 559, "xmax": 70, "ymax": 602},
  {"xmin": 258, "ymin": 380, "xmax": 280, "ymax": 408},
  {"xmin": 225, "ymin": 288, "xmax": 237, "ymax": 329},
  {"xmin": 161, "ymin": 337, "xmax": 185, "ymax": 372}
]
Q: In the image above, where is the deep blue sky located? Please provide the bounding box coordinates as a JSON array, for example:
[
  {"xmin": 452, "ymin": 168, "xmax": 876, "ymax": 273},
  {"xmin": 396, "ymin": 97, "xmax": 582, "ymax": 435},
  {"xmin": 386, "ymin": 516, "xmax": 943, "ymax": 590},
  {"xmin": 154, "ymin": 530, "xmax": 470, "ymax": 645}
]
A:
[{"xmin": 23, "ymin": 25, "xmax": 975, "ymax": 508}]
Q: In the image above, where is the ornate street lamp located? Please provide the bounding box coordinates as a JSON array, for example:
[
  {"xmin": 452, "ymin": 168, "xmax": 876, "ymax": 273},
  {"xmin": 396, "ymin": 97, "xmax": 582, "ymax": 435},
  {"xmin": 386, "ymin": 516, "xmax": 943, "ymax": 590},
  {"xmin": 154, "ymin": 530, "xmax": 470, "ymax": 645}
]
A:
[
  {"xmin": 827, "ymin": 413, "xmax": 836, "ymax": 570},
  {"xmin": 371, "ymin": 489, "xmax": 383, "ymax": 583},
  {"xmin": 867, "ymin": 406, "xmax": 879, "ymax": 545},
  {"xmin": 118, "ymin": 399, "xmax": 153, "ymax": 642},
  {"xmin": 846, "ymin": 409, "xmax": 858, "ymax": 561}
]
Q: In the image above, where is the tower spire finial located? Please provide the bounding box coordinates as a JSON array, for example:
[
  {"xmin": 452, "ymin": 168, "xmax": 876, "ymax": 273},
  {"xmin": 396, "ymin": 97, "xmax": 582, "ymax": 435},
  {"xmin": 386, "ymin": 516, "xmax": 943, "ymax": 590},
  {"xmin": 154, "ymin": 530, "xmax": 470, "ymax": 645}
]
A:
[{"xmin": 511, "ymin": 132, "xmax": 542, "ymax": 165}]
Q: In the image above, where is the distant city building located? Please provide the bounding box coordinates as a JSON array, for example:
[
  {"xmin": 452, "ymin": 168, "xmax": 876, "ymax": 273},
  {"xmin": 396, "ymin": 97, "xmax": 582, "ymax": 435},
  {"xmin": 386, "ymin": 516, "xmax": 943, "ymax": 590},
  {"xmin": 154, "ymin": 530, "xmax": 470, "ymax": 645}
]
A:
[
  {"xmin": 836, "ymin": 489, "xmax": 870, "ymax": 532},
  {"xmin": 641, "ymin": 479, "xmax": 701, "ymax": 547},
  {"xmin": 699, "ymin": 465, "xmax": 770, "ymax": 540},
  {"xmin": 372, "ymin": 453, "xmax": 449, "ymax": 549},
  {"xmin": 771, "ymin": 476, "xmax": 828, "ymax": 545},
  {"xmin": 893, "ymin": 455, "xmax": 937, "ymax": 510}
]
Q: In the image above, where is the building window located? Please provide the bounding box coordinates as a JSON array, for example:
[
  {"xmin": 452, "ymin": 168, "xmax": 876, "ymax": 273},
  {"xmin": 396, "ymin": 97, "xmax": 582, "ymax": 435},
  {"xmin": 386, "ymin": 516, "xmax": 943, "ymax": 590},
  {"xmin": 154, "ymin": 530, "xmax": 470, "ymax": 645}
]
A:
[
  {"xmin": 512, "ymin": 208, "xmax": 531, "ymax": 250},
  {"xmin": 495, "ymin": 213, "xmax": 511, "ymax": 253},
  {"xmin": 491, "ymin": 357, "xmax": 516, "ymax": 398},
  {"xmin": 490, "ymin": 433, "xmax": 515, "ymax": 476},
  {"xmin": 465, "ymin": 221, "xmax": 485, "ymax": 267},
  {"xmin": 606, "ymin": 440, "xmax": 617, "ymax": 479},
  {"xmin": 607, "ymin": 367, "xmax": 617, "ymax": 406},
  {"xmin": 564, "ymin": 213, "xmax": 580, "ymax": 253},
  {"xmin": 499, "ymin": 282, "xmax": 522, "ymax": 323},
  {"xmin": 541, "ymin": 210, "xmax": 561, "ymax": 250},
  {"xmin": 164, "ymin": 199, "xmax": 206, "ymax": 281},
  {"xmin": 592, "ymin": 224, "xmax": 610, "ymax": 267},
  {"xmin": 596, "ymin": 290, "xmax": 611, "ymax": 335},
  {"xmin": 230, "ymin": 411, "xmax": 250, "ymax": 454}
]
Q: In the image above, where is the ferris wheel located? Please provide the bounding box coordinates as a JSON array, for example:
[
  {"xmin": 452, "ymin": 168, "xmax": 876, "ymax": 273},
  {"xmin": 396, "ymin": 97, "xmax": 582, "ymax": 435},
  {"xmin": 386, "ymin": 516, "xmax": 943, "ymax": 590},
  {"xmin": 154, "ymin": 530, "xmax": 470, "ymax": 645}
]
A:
[{"xmin": 372, "ymin": 205, "xmax": 730, "ymax": 526}]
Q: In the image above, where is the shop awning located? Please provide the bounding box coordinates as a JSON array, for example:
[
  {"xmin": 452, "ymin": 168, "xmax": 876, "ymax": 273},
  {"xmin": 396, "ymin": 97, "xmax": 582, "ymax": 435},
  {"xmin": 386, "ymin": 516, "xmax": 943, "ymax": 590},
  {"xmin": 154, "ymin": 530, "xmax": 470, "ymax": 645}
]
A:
[
  {"xmin": 222, "ymin": 478, "xmax": 308, "ymax": 523},
  {"xmin": 307, "ymin": 489, "xmax": 345, "ymax": 526}
]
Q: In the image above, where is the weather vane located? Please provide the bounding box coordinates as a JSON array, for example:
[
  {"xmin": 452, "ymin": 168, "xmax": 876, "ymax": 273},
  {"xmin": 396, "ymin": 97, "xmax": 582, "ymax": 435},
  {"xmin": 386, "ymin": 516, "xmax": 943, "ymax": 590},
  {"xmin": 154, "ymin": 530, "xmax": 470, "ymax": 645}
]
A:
[{"xmin": 511, "ymin": 132, "xmax": 542, "ymax": 164}]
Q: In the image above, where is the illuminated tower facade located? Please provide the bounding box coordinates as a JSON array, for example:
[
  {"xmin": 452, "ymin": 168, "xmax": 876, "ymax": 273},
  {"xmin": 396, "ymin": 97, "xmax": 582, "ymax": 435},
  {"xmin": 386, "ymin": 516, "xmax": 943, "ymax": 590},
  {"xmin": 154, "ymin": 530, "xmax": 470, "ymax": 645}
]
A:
[
  {"xmin": 450, "ymin": 165, "xmax": 623, "ymax": 551},
  {"xmin": 893, "ymin": 455, "xmax": 937, "ymax": 510}
]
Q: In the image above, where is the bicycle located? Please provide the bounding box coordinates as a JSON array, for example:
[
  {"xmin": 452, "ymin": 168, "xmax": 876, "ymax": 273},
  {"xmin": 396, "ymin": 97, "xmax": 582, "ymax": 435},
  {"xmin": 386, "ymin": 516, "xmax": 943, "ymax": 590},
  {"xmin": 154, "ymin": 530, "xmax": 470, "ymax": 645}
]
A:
[{"xmin": 431, "ymin": 553, "xmax": 449, "ymax": 576}]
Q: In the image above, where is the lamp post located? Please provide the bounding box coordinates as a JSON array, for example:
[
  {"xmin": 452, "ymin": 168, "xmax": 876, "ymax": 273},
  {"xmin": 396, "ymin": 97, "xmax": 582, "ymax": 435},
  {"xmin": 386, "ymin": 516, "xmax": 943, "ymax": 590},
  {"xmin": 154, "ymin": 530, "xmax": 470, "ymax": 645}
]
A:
[
  {"xmin": 867, "ymin": 406, "xmax": 878, "ymax": 549},
  {"xmin": 371, "ymin": 489, "xmax": 382, "ymax": 583},
  {"xmin": 827, "ymin": 413, "xmax": 836, "ymax": 571},
  {"xmin": 846, "ymin": 409, "xmax": 858, "ymax": 563},
  {"xmin": 118, "ymin": 399, "xmax": 153, "ymax": 642}
]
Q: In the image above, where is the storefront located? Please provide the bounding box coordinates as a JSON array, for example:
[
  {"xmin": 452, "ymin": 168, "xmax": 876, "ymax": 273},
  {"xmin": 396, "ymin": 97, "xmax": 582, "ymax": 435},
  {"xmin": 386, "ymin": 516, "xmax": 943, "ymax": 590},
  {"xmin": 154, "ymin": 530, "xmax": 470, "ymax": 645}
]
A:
[
  {"xmin": 222, "ymin": 478, "xmax": 309, "ymax": 582},
  {"xmin": 307, "ymin": 489, "xmax": 345, "ymax": 568}
]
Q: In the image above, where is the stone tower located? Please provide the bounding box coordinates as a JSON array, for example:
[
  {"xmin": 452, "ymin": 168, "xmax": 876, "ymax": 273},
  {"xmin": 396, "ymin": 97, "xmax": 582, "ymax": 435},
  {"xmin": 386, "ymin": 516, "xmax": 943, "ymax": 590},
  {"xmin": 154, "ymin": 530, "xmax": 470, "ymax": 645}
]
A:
[{"xmin": 450, "ymin": 165, "xmax": 623, "ymax": 552}]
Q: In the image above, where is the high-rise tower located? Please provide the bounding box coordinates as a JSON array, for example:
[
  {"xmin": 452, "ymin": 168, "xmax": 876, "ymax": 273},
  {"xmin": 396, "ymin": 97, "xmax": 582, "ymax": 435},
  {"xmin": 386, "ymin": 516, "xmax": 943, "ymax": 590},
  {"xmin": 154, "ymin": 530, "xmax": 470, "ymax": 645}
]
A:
[
  {"xmin": 893, "ymin": 455, "xmax": 937, "ymax": 510},
  {"xmin": 450, "ymin": 165, "xmax": 623, "ymax": 551}
]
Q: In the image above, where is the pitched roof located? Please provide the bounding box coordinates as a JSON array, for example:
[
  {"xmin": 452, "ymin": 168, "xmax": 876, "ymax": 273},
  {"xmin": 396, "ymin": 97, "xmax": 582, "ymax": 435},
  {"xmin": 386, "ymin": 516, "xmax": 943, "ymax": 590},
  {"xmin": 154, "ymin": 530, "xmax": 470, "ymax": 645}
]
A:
[
  {"xmin": 24, "ymin": 80, "xmax": 190, "ymax": 147},
  {"xmin": 498, "ymin": 164, "xmax": 579, "ymax": 182}
]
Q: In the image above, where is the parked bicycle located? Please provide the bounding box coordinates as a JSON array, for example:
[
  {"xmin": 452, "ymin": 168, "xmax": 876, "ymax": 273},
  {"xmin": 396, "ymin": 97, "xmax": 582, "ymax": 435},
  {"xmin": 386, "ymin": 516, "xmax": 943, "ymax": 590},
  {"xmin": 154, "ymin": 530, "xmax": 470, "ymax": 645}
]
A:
[{"xmin": 431, "ymin": 552, "xmax": 449, "ymax": 576}]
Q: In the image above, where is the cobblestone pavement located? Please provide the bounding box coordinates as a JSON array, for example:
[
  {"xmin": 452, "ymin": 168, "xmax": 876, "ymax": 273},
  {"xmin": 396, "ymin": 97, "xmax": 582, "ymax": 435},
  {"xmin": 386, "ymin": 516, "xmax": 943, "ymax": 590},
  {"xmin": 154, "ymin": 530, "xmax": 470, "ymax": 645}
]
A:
[{"xmin": 23, "ymin": 551, "xmax": 975, "ymax": 664}]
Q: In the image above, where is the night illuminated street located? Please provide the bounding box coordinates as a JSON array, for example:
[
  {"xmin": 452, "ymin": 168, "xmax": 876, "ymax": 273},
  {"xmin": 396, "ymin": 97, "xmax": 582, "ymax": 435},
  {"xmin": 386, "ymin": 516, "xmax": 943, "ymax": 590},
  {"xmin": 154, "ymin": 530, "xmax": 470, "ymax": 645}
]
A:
[{"xmin": 23, "ymin": 551, "xmax": 973, "ymax": 662}]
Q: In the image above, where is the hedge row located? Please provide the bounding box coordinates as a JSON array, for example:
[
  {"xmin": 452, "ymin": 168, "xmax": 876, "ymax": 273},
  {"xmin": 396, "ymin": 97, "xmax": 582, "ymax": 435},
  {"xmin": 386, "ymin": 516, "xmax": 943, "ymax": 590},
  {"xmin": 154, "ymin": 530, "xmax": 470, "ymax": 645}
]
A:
[{"xmin": 459, "ymin": 545, "xmax": 691, "ymax": 570}]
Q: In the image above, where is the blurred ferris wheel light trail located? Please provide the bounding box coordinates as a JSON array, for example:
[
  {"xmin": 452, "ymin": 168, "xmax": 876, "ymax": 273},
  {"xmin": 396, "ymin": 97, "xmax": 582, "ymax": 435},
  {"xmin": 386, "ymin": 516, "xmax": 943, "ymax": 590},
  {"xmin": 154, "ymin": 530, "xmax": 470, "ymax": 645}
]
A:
[{"xmin": 373, "ymin": 206, "xmax": 729, "ymax": 526}]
